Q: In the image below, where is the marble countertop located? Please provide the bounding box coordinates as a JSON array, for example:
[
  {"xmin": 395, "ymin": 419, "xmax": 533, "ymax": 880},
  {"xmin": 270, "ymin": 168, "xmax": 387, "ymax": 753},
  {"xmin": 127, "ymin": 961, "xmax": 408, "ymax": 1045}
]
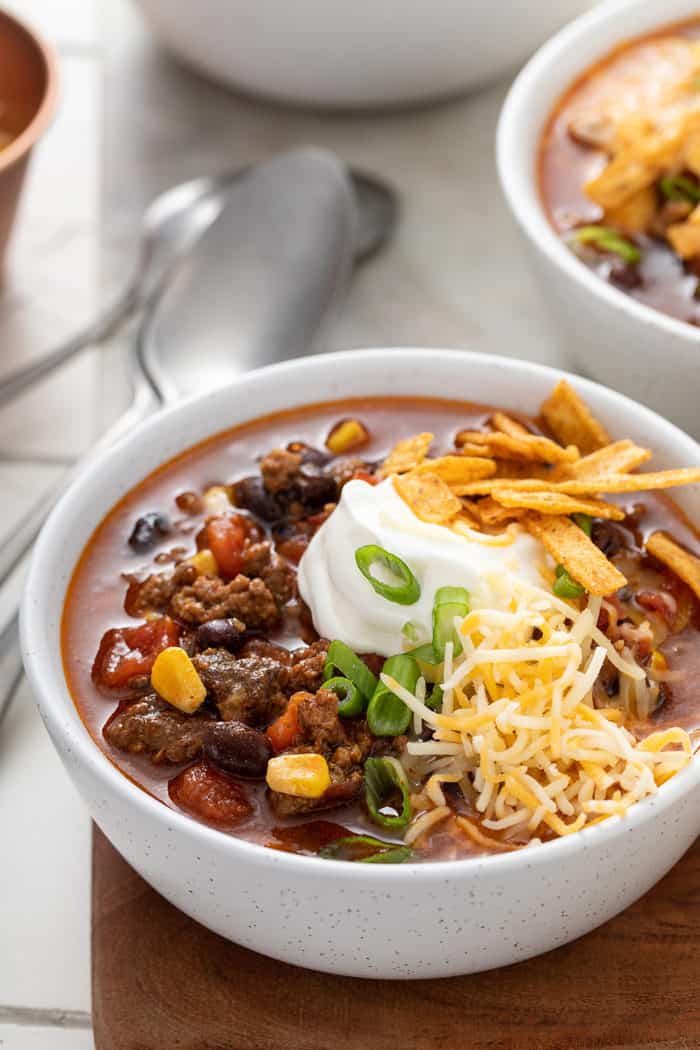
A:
[{"xmin": 0, "ymin": 2, "xmax": 569, "ymax": 1046}]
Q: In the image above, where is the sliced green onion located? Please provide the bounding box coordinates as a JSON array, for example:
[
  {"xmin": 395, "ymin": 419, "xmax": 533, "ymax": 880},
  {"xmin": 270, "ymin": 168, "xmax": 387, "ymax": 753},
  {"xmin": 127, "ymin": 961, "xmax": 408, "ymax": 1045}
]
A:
[
  {"xmin": 432, "ymin": 585, "xmax": 470, "ymax": 661},
  {"xmin": 406, "ymin": 641, "xmax": 443, "ymax": 683},
  {"xmin": 324, "ymin": 676, "xmax": 363, "ymax": 718},
  {"xmin": 426, "ymin": 684, "xmax": 443, "ymax": 712},
  {"xmin": 364, "ymin": 756, "xmax": 412, "ymax": 829},
  {"xmin": 553, "ymin": 565, "xmax": 586, "ymax": 600},
  {"xmin": 355, "ymin": 544, "xmax": 420, "ymax": 605},
  {"xmin": 571, "ymin": 513, "xmax": 593, "ymax": 537},
  {"xmin": 324, "ymin": 639, "xmax": 377, "ymax": 703},
  {"xmin": 659, "ymin": 175, "xmax": 700, "ymax": 203},
  {"xmin": 319, "ymin": 834, "xmax": 412, "ymax": 863},
  {"xmin": 571, "ymin": 225, "xmax": 641, "ymax": 264},
  {"xmin": 367, "ymin": 653, "xmax": 420, "ymax": 736}
]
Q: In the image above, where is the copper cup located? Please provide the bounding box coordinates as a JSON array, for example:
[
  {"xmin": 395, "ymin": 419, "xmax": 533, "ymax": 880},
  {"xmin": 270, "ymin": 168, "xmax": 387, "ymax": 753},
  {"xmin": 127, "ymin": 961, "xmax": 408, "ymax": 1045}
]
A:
[{"xmin": 0, "ymin": 8, "xmax": 58, "ymax": 263}]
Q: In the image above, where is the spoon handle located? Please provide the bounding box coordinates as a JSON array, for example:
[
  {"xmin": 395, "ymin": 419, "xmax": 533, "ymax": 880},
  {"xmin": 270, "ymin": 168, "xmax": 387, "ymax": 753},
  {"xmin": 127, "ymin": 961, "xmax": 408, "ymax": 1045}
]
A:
[{"xmin": 0, "ymin": 281, "xmax": 143, "ymax": 411}]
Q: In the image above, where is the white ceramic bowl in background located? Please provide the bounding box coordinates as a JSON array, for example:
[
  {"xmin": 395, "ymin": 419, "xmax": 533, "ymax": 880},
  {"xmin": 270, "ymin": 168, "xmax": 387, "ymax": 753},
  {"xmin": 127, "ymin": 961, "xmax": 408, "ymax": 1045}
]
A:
[
  {"xmin": 22, "ymin": 349, "xmax": 700, "ymax": 979},
  {"xmin": 497, "ymin": 0, "xmax": 700, "ymax": 440},
  {"xmin": 132, "ymin": 0, "xmax": 593, "ymax": 109}
]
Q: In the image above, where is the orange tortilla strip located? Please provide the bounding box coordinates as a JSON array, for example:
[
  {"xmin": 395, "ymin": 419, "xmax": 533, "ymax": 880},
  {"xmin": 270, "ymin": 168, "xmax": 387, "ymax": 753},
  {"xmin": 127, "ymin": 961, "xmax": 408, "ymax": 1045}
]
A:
[
  {"xmin": 490, "ymin": 412, "xmax": 530, "ymax": 438},
  {"xmin": 568, "ymin": 439, "xmax": 652, "ymax": 479},
  {"xmin": 379, "ymin": 432, "xmax": 433, "ymax": 478},
  {"xmin": 411, "ymin": 455, "xmax": 496, "ymax": 483},
  {"xmin": 394, "ymin": 472, "xmax": 462, "ymax": 524},
  {"xmin": 492, "ymin": 490, "xmax": 625, "ymax": 521},
  {"xmin": 539, "ymin": 379, "xmax": 610, "ymax": 456},
  {"xmin": 452, "ymin": 467, "xmax": 700, "ymax": 498},
  {"xmin": 470, "ymin": 497, "xmax": 527, "ymax": 528},
  {"xmin": 646, "ymin": 532, "xmax": 700, "ymax": 600},
  {"xmin": 454, "ymin": 430, "xmax": 579, "ymax": 465},
  {"xmin": 525, "ymin": 514, "xmax": 627, "ymax": 596}
]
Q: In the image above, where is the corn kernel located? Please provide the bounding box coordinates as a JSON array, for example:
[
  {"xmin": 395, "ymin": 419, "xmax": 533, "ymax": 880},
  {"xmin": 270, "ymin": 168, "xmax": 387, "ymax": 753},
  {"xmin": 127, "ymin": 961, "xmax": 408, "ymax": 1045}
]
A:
[
  {"xmin": 650, "ymin": 649, "xmax": 668, "ymax": 673},
  {"xmin": 325, "ymin": 418, "xmax": 369, "ymax": 455},
  {"xmin": 202, "ymin": 485, "xmax": 232, "ymax": 515},
  {"xmin": 187, "ymin": 548, "xmax": 218, "ymax": 576},
  {"xmin": 151, "ymin": 646, "xmax": 207, "ymax": 714},
  {"xmin": 265, "ymin": 753, "xmax": 331, "ymax": 798}
]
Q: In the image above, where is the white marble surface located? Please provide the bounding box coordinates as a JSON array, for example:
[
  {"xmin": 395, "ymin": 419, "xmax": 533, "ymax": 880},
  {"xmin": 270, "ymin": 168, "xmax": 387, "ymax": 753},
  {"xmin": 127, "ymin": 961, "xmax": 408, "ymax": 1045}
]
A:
[{"xmin": 1, "ymin": 1, "xmax": 577, "ymax": 1047}]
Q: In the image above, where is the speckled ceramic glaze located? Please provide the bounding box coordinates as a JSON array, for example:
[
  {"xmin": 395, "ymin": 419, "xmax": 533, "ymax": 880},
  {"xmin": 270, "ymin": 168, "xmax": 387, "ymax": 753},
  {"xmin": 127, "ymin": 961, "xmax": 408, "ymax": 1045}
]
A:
[{"xmin": 21, "ymin": 350, "xmax": 700, "ymax": 978}]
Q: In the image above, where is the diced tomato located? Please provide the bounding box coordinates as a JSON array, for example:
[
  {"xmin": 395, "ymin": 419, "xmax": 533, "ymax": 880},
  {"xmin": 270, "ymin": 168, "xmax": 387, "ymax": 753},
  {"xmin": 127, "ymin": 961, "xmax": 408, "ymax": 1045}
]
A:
[
  {"xmin": 265, "ymin": 693, "xmax": 305, "ymax": 752},
  {"xmin": 169, "ymin": 762, "xmax": 252, "ymax": 829},
  {"xmin": 206, "ymin": 514, "xmax": 248, "ymax": 578},
  {"xmin": 92, "ymin": 617, "xmax": 179, "ymax": 690},
  {"xmin": 351, "ymin": 469, "xmax": 378, "ymax": 486}
]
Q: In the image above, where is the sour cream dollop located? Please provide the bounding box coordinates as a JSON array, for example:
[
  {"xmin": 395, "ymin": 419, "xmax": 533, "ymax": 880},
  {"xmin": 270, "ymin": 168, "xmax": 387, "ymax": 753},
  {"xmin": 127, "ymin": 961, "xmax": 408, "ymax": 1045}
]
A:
[{"xmin": 297, "ymin": 478, "xmax": 548, "ymax": 657}]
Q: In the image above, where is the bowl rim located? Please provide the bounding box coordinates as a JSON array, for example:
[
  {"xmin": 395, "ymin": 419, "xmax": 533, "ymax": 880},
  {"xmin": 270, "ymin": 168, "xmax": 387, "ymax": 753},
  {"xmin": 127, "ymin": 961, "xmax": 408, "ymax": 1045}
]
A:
[
  {"xmin": 21, "ymin": 347, "xmax": 700, "ymax": 881},
  {"xmin": 0, "ymin": 7, "xmax": 59, "ymax": 174},
  {"xmin": 496, "ymin": 0, "xmax": 700, "ymax": 345}
]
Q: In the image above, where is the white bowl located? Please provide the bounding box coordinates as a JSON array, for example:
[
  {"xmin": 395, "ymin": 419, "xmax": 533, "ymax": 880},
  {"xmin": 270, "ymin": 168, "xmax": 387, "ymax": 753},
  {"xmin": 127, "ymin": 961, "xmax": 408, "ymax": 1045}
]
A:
[
  {"xmin": 21, "ymin": 348, "xmax": 700, "ymax": 979},
  {"xmin": 497, "ymin": 0, "xmax": 700, "ymax": 440},
  {"xmin": 133, "ymin": 0, "xmax": 593, "ymax": 109}
]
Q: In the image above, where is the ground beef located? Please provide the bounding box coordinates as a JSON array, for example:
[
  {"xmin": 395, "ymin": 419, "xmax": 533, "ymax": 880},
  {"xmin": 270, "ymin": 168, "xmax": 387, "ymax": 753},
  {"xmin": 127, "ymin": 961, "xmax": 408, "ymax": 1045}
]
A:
[
  {"xmin": 104, "ymin": 693, "xmax": 213, "ymax": 764},
  {"xmin": 260, "ymin": 448, "xmax": 303, "ymax": 494},
  {"xmin": 193, "ymin": 650, "xmax": 288, "ymax": 725},
  {"xmin": 287, "ymin": 639, "xmax": 329, "ymax": 693},
  {"xmin": 268, "ymin": 767, "xmax": 363, "ymax": 818},
  {"xmin": 240, "ymin": 637, "xmax": 293, "ymax": 664},
  {"xmin": 296, "ymin": 687, "xmax": 348, "ymax": 751},
  {"xmin": 125, "ymin": 562, "xmax": 197, "ymax": 618},
  {"xmin": 171, "ymin": 574, "xmax": 280, "ymax": 628},
  {"xmin": 241, "ymin": 540, "xmax": 296, "ymax": 606}
]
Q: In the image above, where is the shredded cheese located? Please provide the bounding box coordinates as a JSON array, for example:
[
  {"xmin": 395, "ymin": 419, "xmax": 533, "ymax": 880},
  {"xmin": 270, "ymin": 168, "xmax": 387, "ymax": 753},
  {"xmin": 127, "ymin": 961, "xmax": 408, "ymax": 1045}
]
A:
[{"xmin": 395, "ymin": 574, "xmax": 692, "ymax": 844}]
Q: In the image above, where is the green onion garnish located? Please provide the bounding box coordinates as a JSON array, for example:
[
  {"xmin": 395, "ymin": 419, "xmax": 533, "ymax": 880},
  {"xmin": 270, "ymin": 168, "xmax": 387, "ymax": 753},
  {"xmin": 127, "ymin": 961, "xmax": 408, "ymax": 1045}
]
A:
[
  {"xmin": 319, "ymin": 834, "xmax": 412, "ymax": 863},
  {"xmin": 367, "ymin": 653, "xmax": 420, "ymax": 736},
  {"xmin": 553, "ymin": 564, "xmax": 586, "ymax": 600},
  {"xmin": 324, "ymin": 676, "xmax": 364, "ymax": 718},
  {"xmin": 324, "ymin": 639, "xmax": 377, "ymax": 703},
  {"xmin": 364, "ymin": 756, "xmax": 412, "ymax": 829},
  {"xmin": 659, "ymin": 175, "xmax": 700, "ymax": 204},
  {"xmin": 355, "ymin": 544, "xmax": 420, "ymax": 605},
  {"xmin": 426, "ymin": 684, "xmax": 443, "ymax": 712},
  {"xmin": 432, "ymin": 585, "xmax": 470, "ymax": 661},
  {"xmin": 571, "ymin": 513, "xmax": 593, "ymax": 537},
  {"xmin": 571, "ymin": 225, "xmax": 641, "ymax": 264}
]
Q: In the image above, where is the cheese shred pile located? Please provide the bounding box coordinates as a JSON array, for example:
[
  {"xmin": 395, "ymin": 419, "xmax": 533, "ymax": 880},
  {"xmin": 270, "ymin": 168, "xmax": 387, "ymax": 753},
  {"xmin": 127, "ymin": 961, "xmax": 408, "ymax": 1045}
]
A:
[{"xmin": 385, "ymin": 574, "xmax": 692, "ymax": 845}]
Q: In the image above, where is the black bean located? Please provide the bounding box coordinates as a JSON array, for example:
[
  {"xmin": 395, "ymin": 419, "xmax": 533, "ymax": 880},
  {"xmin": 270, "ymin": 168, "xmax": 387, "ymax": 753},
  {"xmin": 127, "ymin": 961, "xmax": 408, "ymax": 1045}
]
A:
[
  {"xmin": 196, "ymin": 618, "xmax": 247, "ymax": 653},
  {"xmin": 128, "ymin": 512, "xmax": 170, "ymax": 553},
  {"xmin": 204, "ymin": 721, "xmax": 272, "ymax": 778},
  {"xmin": 591, "ymin": 521, "xmax": 625, "ymax": 559},
  {"xmin": 287, "ymin": 441, "xmax": 329, "ymax": 467},
  {"xmin": 232, "ymin": 476, "xmax": 281, "ymax": 523}
]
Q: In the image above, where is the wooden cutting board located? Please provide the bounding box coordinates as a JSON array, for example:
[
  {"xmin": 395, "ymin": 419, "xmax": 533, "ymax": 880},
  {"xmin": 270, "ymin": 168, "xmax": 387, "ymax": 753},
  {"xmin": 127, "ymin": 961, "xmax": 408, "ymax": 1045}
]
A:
[{"xmin": 92, "ymin": 825, "xmax": 700, "ymax": 1050}]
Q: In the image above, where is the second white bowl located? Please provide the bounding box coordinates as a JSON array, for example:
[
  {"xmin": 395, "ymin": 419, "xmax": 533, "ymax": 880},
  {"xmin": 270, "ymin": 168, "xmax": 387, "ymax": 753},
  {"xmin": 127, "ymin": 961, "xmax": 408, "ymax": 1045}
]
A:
[{"xmin": 497, "ymin": 0, "xmax": 700, "ymax": 439}]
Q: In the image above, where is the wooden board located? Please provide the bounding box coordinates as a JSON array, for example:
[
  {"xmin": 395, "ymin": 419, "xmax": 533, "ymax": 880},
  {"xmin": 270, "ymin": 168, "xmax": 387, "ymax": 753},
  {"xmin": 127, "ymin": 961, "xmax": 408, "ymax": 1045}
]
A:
[{"xmin": 92, "ymin": 825, "xmax": 700, "ymax": 1050}]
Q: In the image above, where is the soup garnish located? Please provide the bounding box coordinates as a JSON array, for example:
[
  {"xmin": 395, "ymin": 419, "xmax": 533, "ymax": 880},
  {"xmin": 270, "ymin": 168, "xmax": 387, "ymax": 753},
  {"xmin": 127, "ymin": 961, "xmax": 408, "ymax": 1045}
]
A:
[
  {"xmin": 62, "ymin": 384, "xmax": 700, "ymax": 862},
  {"xmin": 540, "ymin": 22, "xmax": 700, "ymax": 324}
]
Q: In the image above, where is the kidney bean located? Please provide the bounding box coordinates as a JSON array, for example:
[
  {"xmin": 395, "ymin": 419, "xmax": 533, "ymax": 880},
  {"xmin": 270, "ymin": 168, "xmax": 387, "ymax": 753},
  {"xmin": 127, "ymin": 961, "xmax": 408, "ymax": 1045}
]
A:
[
  {"xmin": 195, "ymin": 618, "xmax": 247, "ymax": 652},
  {"xmin": 203, "ymin": 721, "xmax": 272, "ymax": 778},
  {"xmin": 128, "ymin": 512, "xmax": 171, "ymax": 553}
]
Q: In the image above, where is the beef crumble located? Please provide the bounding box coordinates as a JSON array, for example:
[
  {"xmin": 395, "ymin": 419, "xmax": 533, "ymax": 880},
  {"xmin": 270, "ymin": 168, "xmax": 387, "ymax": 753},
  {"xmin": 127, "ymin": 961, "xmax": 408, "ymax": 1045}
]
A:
[{"xmin": 104, "ymin": 693, "xmax": 214, "ymax": 764}]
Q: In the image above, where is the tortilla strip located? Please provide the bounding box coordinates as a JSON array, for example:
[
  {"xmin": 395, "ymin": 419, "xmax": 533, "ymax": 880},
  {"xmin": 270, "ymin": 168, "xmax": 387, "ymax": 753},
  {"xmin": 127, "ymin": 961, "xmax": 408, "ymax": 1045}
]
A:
[
  {"xmin": 567, "ymin": 439, "xmax": 651, "ymax": 479},
  {"xmin": 470, "ymin": 497, "xmax": 527, "ymax": 528},
  {"xmin": 492, "ymin": 490, "xmax": 625, "ymax": 521},
  {"xmin": 454, "ymin": 430, "xmax": 579, "ymax": 465},
  {"xmin": 490, "ymin": 412, "xmax": 530, "ymax": 438},
  {"xmin": 539, "ymin": 379, "xmax": 610, "ymax": 456},
  {"xmin": 379, "ymin": 432, "xmax": 433, "ymax": 478},
  {"xmin": 452, "ymin": 467, "xmax": 700, "ymax": 498},
  {"xmin": 394, "ymin": 472, "xmax": 462, "ymax": 524},
  {"xmin": 525, "ymin": 514, "xmax": 627, "ymax": 596},
  {"xmin": 646, "ymin": 531, "xmax": 700, "ymax": 601},
  {"xmin": 411, "ymin": 455, "xmax": 496, "ymax": 483}
]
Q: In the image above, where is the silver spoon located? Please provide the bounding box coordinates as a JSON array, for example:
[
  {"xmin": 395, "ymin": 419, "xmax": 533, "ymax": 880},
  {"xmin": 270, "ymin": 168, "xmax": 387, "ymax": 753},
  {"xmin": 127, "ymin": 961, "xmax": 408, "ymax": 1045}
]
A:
[
  {"xmin": 0, "ymin": 165, "xmax": 396, "ymax": 410},
  {"xmin": 2, "ymin": 146, "xmax": 392, "ymax": 721}
]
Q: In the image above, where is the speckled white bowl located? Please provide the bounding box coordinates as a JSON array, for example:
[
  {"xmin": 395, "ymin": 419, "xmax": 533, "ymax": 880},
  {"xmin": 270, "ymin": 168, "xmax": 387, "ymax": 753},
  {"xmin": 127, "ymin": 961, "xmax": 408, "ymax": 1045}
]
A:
[
  {"xmin": 497, "ymin": 0, "xmax": 700, "ymax": 439},
  {"xmin": 21, "ymin": 349, "xmax": 700, "ymax": 978}
]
